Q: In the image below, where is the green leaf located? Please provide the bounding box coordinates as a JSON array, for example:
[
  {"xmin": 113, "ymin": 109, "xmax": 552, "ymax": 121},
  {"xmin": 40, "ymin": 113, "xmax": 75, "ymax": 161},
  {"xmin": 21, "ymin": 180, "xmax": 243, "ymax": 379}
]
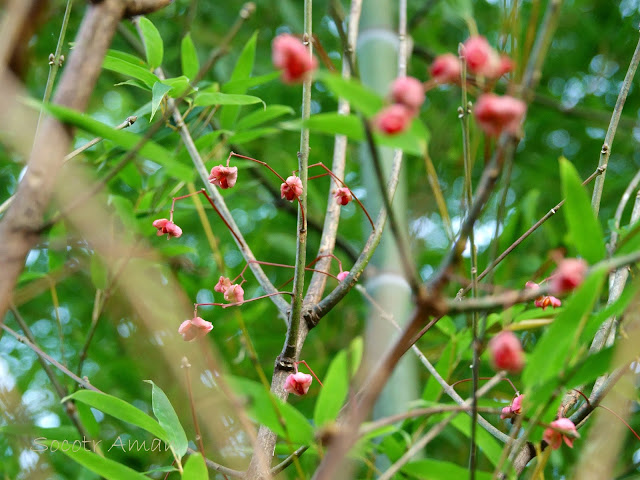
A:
[
  {"xmin": 138, "ymin": 17, "xmax": 164, "ymax": 69},
  {"xmin": 181, "ymin": 33, "xmax": 199, "ymax": 80},
  {"xmin": 145, "ymin": 380, "xmax": 188, "ymax": 459},
  {"xmin": 48, "ymin": 221, "xmax": 66, "ymax": 271},
  {"xmin": 228, "ymin": 376, "xmax": 314, "ymax": 444},
  {"xmin": 299, "ymin": 113, "xmax": 427, "ymax": 156},
  {"xmin": 314, "ymin": 351, "xmax": 349, "ymax": 427},
  {"xmin": 569, "ymin": 347, "xmax": 614, "ymax": 387},
  {"xmin": 318, "ymin": 72, "xmax": 384, "ymax": 116},
  {"xmin": 560, "ymin": 157, "xmax": 606, "ymax": 263},
  {"xmin": 150, "ymin": 82, "xmax": 172, "ymax": 121},
  {"xmin": 106, "ymin": 49, "xmax": 149, "ymax": 67},
  {"xmin": 450, "ymin": 415, "xmax": 502, "ymax": 467},
  {"xmin": 228, "ymin": 128, "xmax": 279, "ymax": 145},
  {"xmin": 235, "ymin": 105, "xmax": 295, "ymax": 131},
  {"xmin": 0, "ymin": 425, "xmax": 80, "ymax": 442},
  {"xmin": 222, "ymin": 72, "xmax": 280, "ymax": 93},
  {"xmin": 26, "ymin": 100, "xmax": 193, "ymax": 182},
  {"xmin": 90, "ymin": 254, "xmax": 108, "ymax": 290},
  {"xmin": 221, "ymin": 31, "xmax": 258, "ymax": 129},
  {"xmin": 402, "ymin": 459, "xmax": 492, "ymax": 480},
  {"xmin": 62, "ymin": 390, "xmax": 169, "ymax": 442},
  {"xmin": 349, "ymin": 336, "xmax": 363, "ymax": 376},
  {"xmin": 103, "ymin": 55, "xmax": 159, "ymax": 88},
  {"xmin": 194, "ymin": 92, "xmax": 265, "ymax": 108},
  {"xmin": 523, "ymin": 268, "xmax": 606, "ymax": 389},
  {"xmin": 182, "ymin": 453, "xmax": 208, "ymax": 480},
  {"xmin": 162, "ymin": 75, "xmax": 192, "ymax": 98},
  {"xmin": 44, "ymin": 441, "xmax": 149, "ymax": 480}
]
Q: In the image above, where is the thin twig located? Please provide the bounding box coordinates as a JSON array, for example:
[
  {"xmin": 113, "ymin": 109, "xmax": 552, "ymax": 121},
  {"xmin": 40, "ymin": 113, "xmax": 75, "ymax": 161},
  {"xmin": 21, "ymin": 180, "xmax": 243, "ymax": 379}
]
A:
[
  {"xmin": 377, "ymin": 373, "xmax": 506, "ymax": 480},
  {"xmin": 1, "ymin": 323, "xmax": 101, "ymax": 392},
  {"xmin": 591, "ymin": 28, "xmax": 640, "ymax": 216},
  {"xmin": 9, "ymin": 305, "xmax": 93, "ymax": 443}
]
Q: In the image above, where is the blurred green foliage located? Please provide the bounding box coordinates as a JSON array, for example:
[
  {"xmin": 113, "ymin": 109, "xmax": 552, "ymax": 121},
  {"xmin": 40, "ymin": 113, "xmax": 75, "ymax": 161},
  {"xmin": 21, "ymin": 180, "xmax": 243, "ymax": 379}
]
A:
[{"xmin": 2, "ymin": 0, "xmax": 640, "ymax": 478}]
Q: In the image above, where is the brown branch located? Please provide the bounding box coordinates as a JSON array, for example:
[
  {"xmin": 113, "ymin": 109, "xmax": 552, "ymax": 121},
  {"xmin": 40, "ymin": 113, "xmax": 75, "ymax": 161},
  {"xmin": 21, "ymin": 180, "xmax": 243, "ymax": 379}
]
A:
[
  {"xmin": 124, "ymin": 0, "xmax": 173, "ymax": 17},
  {"xmin": 0, "ymin": 0, "xmax": 170, "ymax": 323}
]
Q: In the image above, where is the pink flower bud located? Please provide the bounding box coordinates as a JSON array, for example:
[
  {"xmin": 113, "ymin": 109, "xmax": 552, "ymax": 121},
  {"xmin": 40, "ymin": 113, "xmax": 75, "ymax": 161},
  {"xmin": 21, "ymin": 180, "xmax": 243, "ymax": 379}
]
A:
[
  {"xmin": 223, "ymin": 284, "xmax": 245, "ymax": 303},
  {"xmin": 500, "ymin": 394, "xmax": 524, "ymax": 419},
  {"xmin": 488, "ymin": 331, "xmax": 524, "ymax": 373},
  {"xmin": 178, "ymin": 316, "xmax": 213, "ymax": 342},
  {"xmin": 281, "ymin": 175, "xmax": 303, "ymax": 201},
  {"xmin": 374, "ymin": 104, "xmax": 413, "ymax": 135},
  {"xmin": 337, "ymin": 271, "xmax": 349, "ymax": 282},
  {"xmin": 208, "ymin": 165, "xmax": 238, "ymax": 189},
  {"xmin": 272, "ymin": 34, "xmax": 318, "ymax": 84},
  {"xmin": 283, "ymin": 372, "xmax": 313, "ymax": 396},
  {"xmin": 462, "ymin": 36, "xmax": 501, "ymax": 77},
  {"xmin": 390, "ymin": 76, "xmax": 425, "ymax": 114},
  {"xmin": 543, "ymin": 418, "xmax": 579, "ymax": 449},
  {"xmin": 550, "ymin": 258, "xmax": 588, "ymax": 294},
  {"xmin": 152, "ymin": 219, "xmax": 183, "ymax": 239},
  {"xmin": 430, "ymin": 53, "xmax": 462, "ymax": 84},
  {"xmin": 214, "ymin": 276, "xmax": 232, "ymax": 293},
  {"xmin": 474, "ymin": 93, "xmax": 526, "ymax": 137},
  {"xmin": 334, "ymin": 187, "xmax": 353, "ymax": 206}
]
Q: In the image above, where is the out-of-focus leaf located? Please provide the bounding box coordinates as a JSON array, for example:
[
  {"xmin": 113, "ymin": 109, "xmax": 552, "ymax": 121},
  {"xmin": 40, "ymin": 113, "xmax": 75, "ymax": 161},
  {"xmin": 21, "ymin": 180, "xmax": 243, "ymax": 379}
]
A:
[
  {"xmin": 138, "ymin": 17, "xmax": 164, "ymax": 69},
  {"xmin": 298, "ymin": 113, "xmax": 427, "ymax": 156},
  {"xmin": 560, "ymin": 157, "xmax": 606, "ymax": 263},
  {"xmin": 144, "ymin": 380, "xmax": 188, "ymax": 459},
  {"xmin": 90, "ymin": 254, "xmax": 108, "ymax": 290},
  {"xmin": 235, "ymin": 105, "xmax": 295, "ymax": 131},
  {"xmin": 523, "ymin": 268, "xmax": 606, "ymax": 389},
  {"xmin": 450, "ymin": 415, "xmax": 502, "ymax": 467},
  {"xmin": 182, "ymin": 453, "xmax": 207, "ymax": 480},
  {"xmin": 568, "ymin": 347, "xmax": 614, "ymax": 387},
  {"xmin": 221, "ymin": 31, "xmax": 258, "ymax": 128},
  {"xmin": 318, "ymin": 72, "xmax": 384, "ymax": 116},
  {"xmin": 228, "ymin": 376, "xmax": 314, "ymax": 444},
  {"xmin": 150, "ymin": 82, "xmax": 172, "ymax": 121},
  {"xmin": 181, "ymin": 33, "xmax": 199, "ymax": 80},
  {"xmin": 222, "ymin": 72, "xmax": 280, "ymax": 93},
  {"xmin": 314, "ymin": 350, "xmax": 349, "ymax": 427},
  {"xmin": 44, "ymin": 440, "xmax": 149, "ymax": 480},
  {"xmin": 402, "ymin": 459, "xmax": 491, "ymax": 480},
  {"xmin": 228, "ymin": 128, "xmax": 278, "ymax": 144}
]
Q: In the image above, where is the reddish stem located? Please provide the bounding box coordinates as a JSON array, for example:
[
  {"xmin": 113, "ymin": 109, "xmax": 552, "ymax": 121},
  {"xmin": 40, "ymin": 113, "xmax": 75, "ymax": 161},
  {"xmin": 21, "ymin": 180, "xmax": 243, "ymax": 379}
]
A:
[
  {"xmin": 168, "ymin": 189, "xmax": 243, "ymax": 246},
  {"xmin": 296, "ymin": 360, "xmax": 324, "ymax": 387},
  {"xmin": 307, "ymin": 162, "xmax": 375, "ymax": 230},
  {"xmin": 572, "ymin": 389, "xmax": 640, "ymax": 442},
  {"xmin": 228, "ymin": 151, "xmax": 287, "ymax": 183},
  {"xmin": 450, "ymin": 376, "xmax": 519, "ymax": 394}
]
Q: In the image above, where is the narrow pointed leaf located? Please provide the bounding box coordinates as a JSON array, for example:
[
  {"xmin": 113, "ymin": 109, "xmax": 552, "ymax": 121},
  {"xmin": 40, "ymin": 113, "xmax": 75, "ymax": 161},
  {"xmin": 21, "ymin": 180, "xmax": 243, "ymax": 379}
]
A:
[
  {"xmin": 138, "ymin": 17, "xmax": 164, "ymax": 69},
  {"xmin": 62, "ymin": 390, "xmax": 169, "ymax": 442},
  {"xmin": 151, "ymin": 82, "xmax": 172, "ymax": 121},
  {"xmin": 194, "ymin": 92, "xmax": 265, "ymax": 108},
  {"xmin": 104, "ymin": 55, "xmax": 158, "ymax": 88},
  {"xmin": 44, "ymin": 441, "xmax": 149, "ymax": 480},
  {"xmin": 523, "ymin": 268, "xmax": 606, "ymax": 388},
  {"xmin": 182, "ymin": 453, "xmax": 208, "ymax": 480},
  {"xmin": 181, "ymin": 33, "xmax": 199, "ymax": 80},
  {"xmin": 145, "ymin": 380, "xmax": 188, "ymax": 459},
  {"xmin": 560, "ymin": 157, "xmax": 606, "ymax": 263}
]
